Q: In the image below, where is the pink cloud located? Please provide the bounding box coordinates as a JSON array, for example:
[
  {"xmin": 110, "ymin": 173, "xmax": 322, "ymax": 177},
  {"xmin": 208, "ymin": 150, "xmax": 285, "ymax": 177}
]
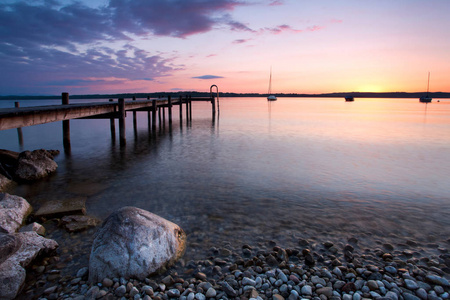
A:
[
  {"xmin": 263, "ymin": 24, "xmax": 303, "ymax": 34},
  {"xmin": 269, "ymin": 0, "xmax": 284, "ymax": 6}
]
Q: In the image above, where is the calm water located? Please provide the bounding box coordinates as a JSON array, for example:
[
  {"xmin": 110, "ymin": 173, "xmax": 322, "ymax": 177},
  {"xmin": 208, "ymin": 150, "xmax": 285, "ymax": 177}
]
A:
[{"xmin": 1, "ymin": 97, "xmax": 449, "ymax": 272}]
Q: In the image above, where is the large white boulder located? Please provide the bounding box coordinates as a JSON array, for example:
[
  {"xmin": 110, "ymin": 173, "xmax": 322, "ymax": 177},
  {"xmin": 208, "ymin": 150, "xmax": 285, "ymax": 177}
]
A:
[{"xmin": 89, "ymin": 207, "xmax": 186, "ymax": 283}]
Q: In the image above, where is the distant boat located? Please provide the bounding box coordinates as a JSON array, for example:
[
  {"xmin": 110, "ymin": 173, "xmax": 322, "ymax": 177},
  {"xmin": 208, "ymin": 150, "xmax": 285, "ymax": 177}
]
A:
[
  {"xmin": 420, "ymin": 72, "xmax": 432, "ymax": 103},
  {"xmin": 345, "ymin": 96, "xmax": 354, "ymax": 102},
  {"xmin": 267, "ymin": 68, "xmax": 277, "ymax": 101}
]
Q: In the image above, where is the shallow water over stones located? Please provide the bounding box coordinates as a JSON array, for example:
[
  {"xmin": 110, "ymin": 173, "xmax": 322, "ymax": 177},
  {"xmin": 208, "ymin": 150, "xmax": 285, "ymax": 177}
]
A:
[{"xmin": 2, "ymin": 98, "xmax": 449, "ymax": 298}]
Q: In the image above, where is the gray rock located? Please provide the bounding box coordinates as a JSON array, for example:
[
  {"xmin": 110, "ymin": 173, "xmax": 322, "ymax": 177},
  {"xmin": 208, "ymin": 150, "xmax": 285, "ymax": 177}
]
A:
[
  {"xmin": 402, "ymin": 292, "xmax": 420, "ymax": 300},
  {"xmin": 317, "ymin": 287, "xmax": 333, "ymax": 298},
  {"xmin": 367, "ymin": 280, "xmax": 378, "ymax": 291},
  {"xmin": 0, "ymin": 231, "xmax": 58, "ymax": 300},
  {"xmin": 206, "ymin": 287, "xmax": 217, "ymax": 298},
  {"xmin": 35, "ymin": 197, "xmax": 87, "ymax": 220},
  {"xmin": 426, "ymin": 275, "xmax": 450, "ymax": 287},
  {"xmin": 195, "ymin": 292, "xmax": 206, "ymax": 300},
  {"xmin": 86, "ymin": 286, "xmax": 100, "ymax": 299},
  {"xmin": 220, "ymin": 281, "xmax": 238, "ymax": 297},
  {"xmin": 0, "ymin": 260, "xmax": 26, "ymax": 300},
  {"xmin": 301, "ymin": 285, "xmax": 312, "ymax": 296},
  {"xmin": 343, "ymin": 294, "xmax": 352, "ymax": 300},
  {"xmin": 115, "ymin": 285, "xmax": 126, "ymax": 297},
  {"xmin": 0, "ymin": 193, "xmax": 32, "ymax": 234},
  {"xmin": 405, "ymin": 279, "xmax": 419, "ymax": 290},
  {"xmin": 0, "ymin": 150, "xmax": 19, "ymax": 180},
  {"xmin": 369, "ymin": 291, "xmax": 381, "ymax": 298},
  {"xmin": 168, "ymin": 289, "xmax": 180, "ymax": 298},
  {"xmin": 130, "ymin": 287, "xmax": 140, "ymax": 297},
  {"xmin": 89, "ymin": 207, "xmax": 186, "ymax": 283},
  {"xmin": 0, "ymin": 233, "xmax": 21, "ymax": 265},
  {"xmin": 435, "ymin": 286, "xmax": 445, "ymax": 294},
  {"xmin": 385, "ymin": 266, "xmax": 397, "ymax": 274},
  {"xmin": 311, "ymin": 275, "xmax": 326, "ymax": 286},
  {"xmin": 352, "ymin": 292, "xmax": 361, "ymax": 300},
  {"xmin": 0, "ymin": 174, "xmax": 13, "ymax": 191},
  {"xmin": 14, "ymin": 149, "xmax": 59, "ymax": 182},
  {"xmin": 76, "ymin": 267, "xmax": 89, "ymax": 279},
  {"xmin": 415, "ymin": 288, "xmax": 428, "ymax": 300},
  {"xmin": 243, "ymin": 277, "xmax": 257, "ymax": 286},
  {"xmin": 60, "ymin": 215, "xmax": 100, "ymax": 232},
  {"xmin": 333, "ymin": 267, "xmax": 343, "ymax": 277},
  {"xmin": 102, "ymin": 278, "xmax": 114, "ymax": 288},
  {"xmin": 19, "ymin": 222, "xmax": 46, "ymax": 236},
  {"xmin": 385, "ymin": 291, "xmax": 399, "ymax": 300},
  {"xmin": 142, "ymin": 285, "xmax": 154, "ymax": 296},
  {"xmin": 278, "ymin": 269, "xmax": 288, "ymax": 282}
]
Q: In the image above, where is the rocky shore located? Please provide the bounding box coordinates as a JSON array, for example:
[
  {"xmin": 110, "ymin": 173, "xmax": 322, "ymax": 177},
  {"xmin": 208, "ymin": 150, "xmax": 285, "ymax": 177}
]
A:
[{"xmin": 18, "ymin": 234, "xmax": 449, "ymax": 300}]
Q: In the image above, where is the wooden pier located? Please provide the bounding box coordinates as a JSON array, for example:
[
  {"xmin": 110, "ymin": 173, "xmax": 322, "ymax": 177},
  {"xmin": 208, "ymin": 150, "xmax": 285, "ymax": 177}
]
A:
[{"xmin": 0, "ymin": 91, "xmax": 218, "ymax": 152}]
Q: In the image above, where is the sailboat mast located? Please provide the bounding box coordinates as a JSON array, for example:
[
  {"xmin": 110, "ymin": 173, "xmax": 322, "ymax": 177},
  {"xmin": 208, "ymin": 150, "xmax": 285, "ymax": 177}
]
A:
[
  {"xmin": 268, "ymin": 67, "xmax": 272, "ymax": 94},
  {"xmin": 426, "ymin": 71, "xmax": 430, "ymax": 96}
]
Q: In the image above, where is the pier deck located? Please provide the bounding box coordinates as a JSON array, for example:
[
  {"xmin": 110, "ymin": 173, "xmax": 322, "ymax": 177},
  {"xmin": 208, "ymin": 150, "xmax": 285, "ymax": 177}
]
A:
[
  {"xmin": 0, "ymin": 98, "xmax": 174, "ymax": 130},
  {"xmin": 0, "ymin": 93, "xmax": 217, "ymax": 150}
]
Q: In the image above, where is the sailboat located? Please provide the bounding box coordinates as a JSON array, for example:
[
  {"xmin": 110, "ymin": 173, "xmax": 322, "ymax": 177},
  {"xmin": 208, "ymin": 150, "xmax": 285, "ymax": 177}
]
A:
[
  {"xmin": 267, "ymin": 68, "xmax": 277, "ymax": 101},
  {"xmin": 419, "ymin": 72, "xmax": 432, "ymax": 103}
]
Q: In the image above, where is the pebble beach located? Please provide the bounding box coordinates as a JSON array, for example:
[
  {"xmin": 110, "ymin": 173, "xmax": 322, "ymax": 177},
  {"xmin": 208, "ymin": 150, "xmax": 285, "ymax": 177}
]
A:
[{"xmin": 18, "ymin": 221, "xmax": 450, "ymax": 300}]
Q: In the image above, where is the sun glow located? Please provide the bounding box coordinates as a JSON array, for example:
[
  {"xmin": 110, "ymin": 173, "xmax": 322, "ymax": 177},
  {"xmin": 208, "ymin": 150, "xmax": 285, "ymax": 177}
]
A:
[{"xmin": 355, "ymin": 84, "xmax": 386, "ymax": 93}]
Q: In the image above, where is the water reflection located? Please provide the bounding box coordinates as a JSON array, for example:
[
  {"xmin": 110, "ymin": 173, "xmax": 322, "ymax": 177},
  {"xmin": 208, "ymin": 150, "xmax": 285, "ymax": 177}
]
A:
[{"xmin": 1, "ymin": 98, "xmax": 449, "ymax": 277}]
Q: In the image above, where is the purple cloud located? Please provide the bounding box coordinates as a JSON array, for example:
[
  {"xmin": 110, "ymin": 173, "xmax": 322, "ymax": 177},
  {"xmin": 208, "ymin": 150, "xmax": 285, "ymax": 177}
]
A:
[
  {"xmin": 269, "ymin": 0, "xmax": 284, "ymax": 6},
  {"xmin": 233, "ymin": 39, "xmax": 251, "ymax": 44},
  {"xmin": 192, "ymin": 75, "xmax": 224, "ymax": 80},
  {"xmin": 109, "ymin": 0, "xmax": 242, "ymax": 37},
  {"xmin": 0, "ymin": 43, "xmax": 178, "ymax": 94},
  {"xmin": 263, "ymin": 24, "xmax": 303, "ymax": 34},
  {"xmin": 0, "ymin": 0, "xmax": 244, "ymax": 94}
]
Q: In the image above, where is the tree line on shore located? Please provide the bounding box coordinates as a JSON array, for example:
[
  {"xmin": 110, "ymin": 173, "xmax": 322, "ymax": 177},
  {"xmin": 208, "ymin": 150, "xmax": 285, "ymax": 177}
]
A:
[{"xmin": 1, "ymin": 91, "xmax": 449, "ymax": 100}]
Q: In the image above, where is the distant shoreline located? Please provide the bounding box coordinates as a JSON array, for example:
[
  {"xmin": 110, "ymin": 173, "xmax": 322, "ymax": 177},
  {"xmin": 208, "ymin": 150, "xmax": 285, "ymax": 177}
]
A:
[{"xmin": 1, "ymin": 91, "xmax": 449, "ymax": 100}]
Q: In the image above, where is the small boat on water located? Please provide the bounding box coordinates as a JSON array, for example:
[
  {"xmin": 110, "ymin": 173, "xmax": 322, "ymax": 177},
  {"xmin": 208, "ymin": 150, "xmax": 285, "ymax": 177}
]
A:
[
  {"xmin": 420, "ymin": 72, "xmax": 432, "ymax": 103},
  {"xmin": 345, "ymin": 96, "xmax": 354, "ymax": 102},
  {"xmin": 267, "ymin": 68, "xmax": 277, "ymax": 101}
]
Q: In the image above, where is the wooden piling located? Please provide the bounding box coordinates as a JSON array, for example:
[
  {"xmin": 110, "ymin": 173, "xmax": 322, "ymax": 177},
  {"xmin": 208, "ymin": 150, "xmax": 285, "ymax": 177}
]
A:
[
  {"xmin": 179, "ymin": 96, "xmax": 183, "ymax": 121},
  {"xmin": 109, "ymin": 99, "xmax": 116, "ymax": 143},
  {"xmin": 62, "ymin": 92, "xmax": 69, "ymax": 105},
  {"xmin": 133, "ymin": 110, "xmax": 137, "ymax": 134},
  {"xmin": 185, "ymin": 96, "xmax": 189, "ymax": 121},
  {"xmin": 62, "ymin": 93, "xmax": 71, "ymax": 154},
  {"xmin": 189, "ymin": 95, "xmax": 192, "ymax": 120},
  {"xmin": 168, "ymin": 96, "xmax": 173, "ymax": 126},
  {"xmin": 118, "ymin": 98, "xmax": 126, "ymax": 146},
  {"xmin": 152, "ymin": 100, "xmax": 157, "ymax": 130},
  {"xmin": 14, "ymin": 102, "xmax": 24, "ymax": 149}
]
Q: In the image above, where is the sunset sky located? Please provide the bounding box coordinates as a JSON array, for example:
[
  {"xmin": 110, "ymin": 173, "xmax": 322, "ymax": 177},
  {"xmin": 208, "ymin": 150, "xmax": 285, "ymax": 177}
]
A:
[{"xmin": 1, "ymin": 0, "xmax": 449, "ymax": 95}]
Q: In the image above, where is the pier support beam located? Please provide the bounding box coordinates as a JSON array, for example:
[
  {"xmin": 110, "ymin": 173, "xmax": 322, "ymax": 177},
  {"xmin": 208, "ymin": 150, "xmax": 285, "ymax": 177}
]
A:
[
  {"xmin": 14, "ymin": 102, "xmax": 24, "ymax": 150},
  {"xmin": 62, "ymin": 93, "xmax": 71, "ymax": 155},
  {"xmin": 179, "ymin": 96, "xmax": 183, "ymax": 122},
  {"xmin": 152, "ymin": 100, "xmax": 157, "ymax": 130},
  {"xmin": 168, "ymin": 96, "xmax": 173, "ymax": 127},
  {"xmin": 189, "ymin": 96, "xmax": 192, "ymax": 120},
  {"xmin": 109, "ymin": 99, "xmax": 116, "ymax": 143},
  {"xmin": 118, "ymin": 98, "xmax": 126, "ymax": 146},
  {"xmin": 185, "ymin": 96, "xmax": 189, "ymax": 122}
]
